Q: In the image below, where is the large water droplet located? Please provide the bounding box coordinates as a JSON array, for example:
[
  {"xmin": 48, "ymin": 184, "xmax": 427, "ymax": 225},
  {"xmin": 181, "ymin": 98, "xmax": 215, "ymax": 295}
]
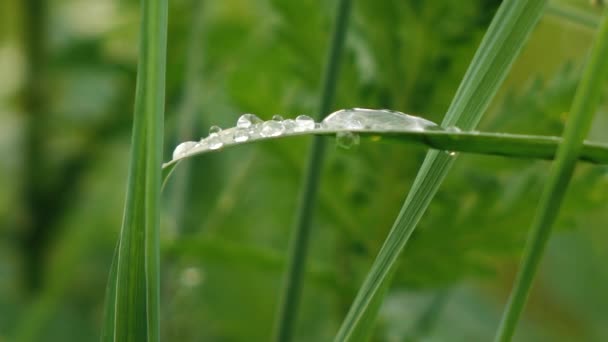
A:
[
  {"xmin": 237, "ymin": 113, "xmax": 262, "ymax": 128},
  {"xmin": 172, "ymin": 141, "xmax": 197, "ymax": 159},
  {"xmin": 294, "ymin": 115, "xmax": 315, "ymax": 132},
  {"xmin": 260, "ymin": 120, "xmax": 284, "ymax": 137},
  {"xmin": 233, "ymin": 128, "xmax": 250, "ymax": 142},
  {"xmin": 322, "ymin": 108, "xmax": 438, "ymax": 131},
  {"xmin": 336, "ymin": 132, "xmax": 360, "ymax": 149}
]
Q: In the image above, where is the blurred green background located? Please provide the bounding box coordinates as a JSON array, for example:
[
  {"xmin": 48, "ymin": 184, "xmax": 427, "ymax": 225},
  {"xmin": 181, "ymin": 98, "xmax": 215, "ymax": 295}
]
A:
[{"xmin": 1, "ymin": 0, "xmax": 608, "ymax": 340}]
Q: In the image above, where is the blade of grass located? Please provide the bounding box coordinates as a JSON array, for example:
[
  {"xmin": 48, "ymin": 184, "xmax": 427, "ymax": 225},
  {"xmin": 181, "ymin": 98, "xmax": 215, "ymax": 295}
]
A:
[
  {"xmin": 101, "ymin": 0, "xmax": 168, "ymax": 340},
  {"xmin": 163, "ymin": 129, "xmax": 608, "ymax": 176},
  {"xmin": 494, "ymin": 9, "xmax": 608, "ymax": 342},
  {"xmin": 334, "ymin": 1, "xmax": 548, "ymax": 340},
  {"xmin": 273, "ymin": 0, "xmax": 353, "ymax": 341}
]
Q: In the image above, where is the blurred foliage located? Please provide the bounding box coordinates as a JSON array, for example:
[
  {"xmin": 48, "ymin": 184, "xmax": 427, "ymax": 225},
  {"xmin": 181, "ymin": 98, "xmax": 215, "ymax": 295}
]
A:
[{"xmin": 1, "ymin": 0, "xmax": 607, "ymax": 341}]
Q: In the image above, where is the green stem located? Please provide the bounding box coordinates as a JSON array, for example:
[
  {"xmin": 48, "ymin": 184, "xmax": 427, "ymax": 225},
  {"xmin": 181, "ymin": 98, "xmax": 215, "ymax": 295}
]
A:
[
  {"xmin": 494, "ymin": 9, "xmax": 608, "ymax": 342},
  {"xmin": 273, "ymin": 0, "xmax": 353, "ymax": 341}
]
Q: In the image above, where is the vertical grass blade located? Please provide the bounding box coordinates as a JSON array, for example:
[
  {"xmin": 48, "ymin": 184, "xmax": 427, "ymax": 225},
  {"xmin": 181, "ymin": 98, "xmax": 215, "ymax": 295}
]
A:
[
  {"xmin": 273, "ymin": 0, "xmax": 352, "ymax": 341},
  {"xmin": 101, "ymin": 0, "xmax": 168, "ymax": 340},
  {"xmin": 334, "ymin": 1, "xmax": 547, "ymax": 340},
  {"xmin": 494, "ymin": 9, "xmax": 608, "ymax": 342}
]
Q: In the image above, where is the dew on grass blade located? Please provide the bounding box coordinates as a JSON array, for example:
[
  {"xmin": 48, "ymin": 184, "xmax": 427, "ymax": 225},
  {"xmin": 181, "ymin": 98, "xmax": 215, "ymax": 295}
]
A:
[
  {"xmin": 295, "ymin": 115, "xmax": 316, "ymax": 132},
  {"xmin": 207, "ymin": 134, "xmax": 223, "ymax": 150},
  {"xmin": 237, "ymin": 113, "xmax": 263, "ymax": 128},
  {"xmin": 322, "ymin": 108, "xmax": 438, "ymax": 131},
  {"xmin": 172, "ymin": 141, "xmax": 197, "ymax": 159},
  {"xmin": 209, "ymin": 125, "xmax": 222, "ymax": 135},
  {"xmin": 283, "ymin": 119, "xmax": 296, "ymax": 133},
  {"xmin": 233, "ymin": 128, "xmax": 250, "ymax": 142},
  {"xmin": 272, "ymin": 114, "xmax": 284, "ymax": 121},
  {"xmin": 261, "ymin": 120, "xmax": 285, "ymax": 137}
]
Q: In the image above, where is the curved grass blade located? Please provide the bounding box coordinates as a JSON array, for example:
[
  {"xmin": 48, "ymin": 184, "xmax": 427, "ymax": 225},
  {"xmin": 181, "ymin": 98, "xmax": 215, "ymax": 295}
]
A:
[
  {"xmin": 101, "ymin": 0, "xmax": 168, "ymax": 340},
  {"xmin": 494, "ymin": 9, "xmax": 608, "ymax": 342},
  {"xmin": 273, "ymin": 0, "xmax": 353, "ymax": 341},
  {"xmin": 162, "ymin": 128, "xmax": 608, "ymax": 184},
  {"xmin": 334, "ymin": 0, "xmax": 548, "ymax": 340}
]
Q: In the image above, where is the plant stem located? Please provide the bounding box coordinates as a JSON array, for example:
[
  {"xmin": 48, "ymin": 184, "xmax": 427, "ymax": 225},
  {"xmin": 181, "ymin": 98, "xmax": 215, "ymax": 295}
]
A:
[
  {"xmin": 494, "ymin": 9, "xmax": 608, "ymax": 342},
  {"xmin": 273, "ymin": 0, "xmax": 353, "ymax": 341}
]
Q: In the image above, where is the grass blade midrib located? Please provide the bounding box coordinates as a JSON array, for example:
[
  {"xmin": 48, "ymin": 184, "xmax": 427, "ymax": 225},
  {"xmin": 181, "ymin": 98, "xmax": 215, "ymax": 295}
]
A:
[{"xmin": 494, "ymin": 8, "xmax": 608, "ymax": 342}]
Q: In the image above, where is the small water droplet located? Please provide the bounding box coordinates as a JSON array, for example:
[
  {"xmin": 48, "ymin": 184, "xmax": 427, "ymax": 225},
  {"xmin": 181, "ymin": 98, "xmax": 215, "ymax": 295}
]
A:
[
  {"xmin": 446, "ymin": 126, "xmax": 461, "ymax": 133},
  {"xmin": 283, "ymin": 119, "xmax": 296, "ymax": 133},
  {"xmin": 445, "ymin": 150, "xmax": 458, "ymax": 157},
  {"xmin": 172, "ymin": 141, "xmax": 197, "ymax": 159},
  {"xmin": 272, "ymin": 114, "xmax": 284, "ymax": 121},
  {"xmin": 237, "ymin": 113, "xmax": 262, "ymax": 128},
  {"xmin": 207, "ymin": 134, "xmax": 223, "ymax": 150},
  {"xmin": 233, "ymin": 128, "xmax": 250, "ymax": 142},
  {"xmin": 209, "ymin": 125, "xmax": 222, "ymax": 135},
  {"xmin": 260, "ymin": 120, "xmax": 284, "ymax": 137},
  {"xmin": 295, "ymin": 115, "xmax": 315, "ymax": 132},
  {"xmin": 336, "ymin": 132, "xmax": 360, "ymax": 149}
]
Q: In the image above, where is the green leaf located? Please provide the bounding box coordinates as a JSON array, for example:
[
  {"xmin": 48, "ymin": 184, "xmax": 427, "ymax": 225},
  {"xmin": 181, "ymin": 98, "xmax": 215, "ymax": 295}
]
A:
[
  {"xmin": 101, "ymin": 0, "xmax": 168, "ymax": 340},
  {"xmin": 334, "ymin": 0, "xmax": 548, "ymax": 340},
  {"xmin": 495, "ymin": 9, "xmax": 608, "ymax": 342},
  {"xmin": 163, "ymin": 127, "xmax": 608, "ymax": 185}
]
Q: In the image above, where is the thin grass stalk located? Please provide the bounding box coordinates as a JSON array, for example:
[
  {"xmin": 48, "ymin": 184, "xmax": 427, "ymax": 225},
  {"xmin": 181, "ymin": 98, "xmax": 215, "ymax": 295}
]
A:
[
  {"xmin": 494, "ymin": 9, "xmax": 608, "ymax": 342},
  {"xmin": 273, "ymin": 0, "xmax": 353, "ymax": 341},
  {"xmin": 101, "ymin": 0, "xmax": 168, "ymax": 340},
  {"xmin": 335, "ymin": 1, "xmax": 547, "ymax": 340}
]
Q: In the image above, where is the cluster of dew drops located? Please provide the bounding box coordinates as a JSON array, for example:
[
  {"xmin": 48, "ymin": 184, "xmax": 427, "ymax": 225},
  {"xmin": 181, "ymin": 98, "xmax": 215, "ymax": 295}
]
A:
[
  {"xmin": 172, "ymin": 113, "xmax": 319, "ymax": 160},
  {"xmin": 171, "ymin": 108, "xmax": 456, "ymax": 161}
]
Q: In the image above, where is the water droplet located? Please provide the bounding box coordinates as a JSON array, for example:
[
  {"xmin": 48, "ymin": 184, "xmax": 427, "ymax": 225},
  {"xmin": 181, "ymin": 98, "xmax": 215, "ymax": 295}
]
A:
[
  {"xmin": 237, "ymin": 113, "xmax": 262, "ymax": 128},
  {"xmin": 445, "ymin": 150, "xmax": 458, "ymax": 157},
  {"xmin": 446, "ymin": 126, "xmax": 461, "ymax": 133},
  {"xmin": 209, "ymin": 125, "xmax": 222, "ymax": 135},
  {"xmin": 207, "ymin": 134, "xmax": 223, "ymax": 150},
  {"xmin": 336, "ymin": 132, "xmax": 360, "ymax": 149},
  {"xmin": 322, "ymin": 108, "xmax": 438, "ymax": 131},
  {"xmin": 295, "ymin": 115, "xmax": 315, "ymax": 132},
  {"xmin": 260, "ymin": 120, "xmax": 284, "ymax": 137},
  {"xmin": 233, "ymin": 128, "xmax": 250, "ymax": 142},
  {"xmin": 283, "ymin": 119, "xmax": 296, "ymax": 133},
  {"xmin": 172, "ymin": 141, "xmax": 197, "ymax": 159},
  {"xmin": 272, "ymin": 114, "xmax": 284, "ymax": 121}
]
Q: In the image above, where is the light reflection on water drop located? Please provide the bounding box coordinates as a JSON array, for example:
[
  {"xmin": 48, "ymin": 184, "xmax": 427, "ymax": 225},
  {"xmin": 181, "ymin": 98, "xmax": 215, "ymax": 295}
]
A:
[
  {"xmin": 233, "ymin": 128, "xmax": 249, "ymax": 142},
  {"xmin": 295, "ymin": 115, "xmax": 315, "ymax": 132},
  {"xmin": 260, "ymin": 120, "xmax": 284, "ymax": 137},
  {"xmin": 172, "ymin": 141, "xmax": 197, "ymax": 159},
  {"xmin": 237, "ymin": 113, "xmax": 262, "ymax": 128}
]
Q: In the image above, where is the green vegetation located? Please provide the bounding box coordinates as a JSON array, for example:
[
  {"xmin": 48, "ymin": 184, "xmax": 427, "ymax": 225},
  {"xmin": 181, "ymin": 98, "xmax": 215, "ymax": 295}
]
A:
[{"xmin": 1, "ymin": 0, "xmax": 607, "ymax": 341}]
